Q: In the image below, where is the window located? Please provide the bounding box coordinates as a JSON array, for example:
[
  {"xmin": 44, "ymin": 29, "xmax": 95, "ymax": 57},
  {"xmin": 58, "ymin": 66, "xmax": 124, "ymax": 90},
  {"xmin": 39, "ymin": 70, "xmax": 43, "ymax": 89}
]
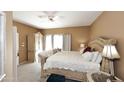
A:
[
  {"xmin": 45, "ymin": 35, "xmax": 52, "ymax": 50},
  {"xmin": 35, "ymin": 32, "xmax": 43, "ymax": 62},
  {"xmin": 35, "ymin": 32, "xmax": 43, "ymax": 52},
  {"xmin": 45, "ymin": 34, "xmax": 64, "ymax": 51},
  {"xmin": 53, "ymin": 35, "xmax": 63, "ymax": 49},
  {"xmin": 45, "ymin": 34, "xmax": 71, "ymax": 51}
]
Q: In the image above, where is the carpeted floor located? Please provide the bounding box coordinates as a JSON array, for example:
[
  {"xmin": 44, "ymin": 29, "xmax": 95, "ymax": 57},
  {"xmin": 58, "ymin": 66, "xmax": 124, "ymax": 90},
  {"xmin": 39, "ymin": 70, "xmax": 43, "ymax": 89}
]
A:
[
  {"xmin": 17, "ymin": 62, "xmax": 47, "ymax": 82},
  {"xmin": 15, "ymin": 62, "xmax": 117, "ymax": 82},
  {"xmin": 17, "ymin": 62, "xmax": 82, "ymax": 82}
]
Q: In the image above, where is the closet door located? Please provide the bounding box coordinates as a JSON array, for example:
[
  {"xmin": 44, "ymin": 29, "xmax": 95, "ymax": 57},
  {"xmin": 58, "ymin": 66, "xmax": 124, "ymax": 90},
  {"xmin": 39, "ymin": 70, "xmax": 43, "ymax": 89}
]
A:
[{"xmin": 27, "ymin": 34, "xmax": 35, "ymax": 62}]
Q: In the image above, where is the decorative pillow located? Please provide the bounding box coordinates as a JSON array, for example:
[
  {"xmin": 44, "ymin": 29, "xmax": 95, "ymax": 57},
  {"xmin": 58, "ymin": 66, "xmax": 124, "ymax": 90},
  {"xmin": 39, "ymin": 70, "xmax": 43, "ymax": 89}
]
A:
[
  {"xmin": 57, "ymin": 48, "xmax": 61, "ymax": 52},
  {"xmin": 53, "ymin": 48, "xmax": 61, "ymax": 54},
  {"xmin": 53, "ymin": 49, "xmax": 58, "ymax": 54},
  {"xmin": 95, "ymin": 53, "xmax": 102, "ymax": 64},
  {"xmin": 83, "ymin": 47, "xmax": 92, "ymax": 53},
  {"xmin": 91, "ymin": 52, "xmax": 102, "ymax": 64},
  {"xmin": 82, "ymin": 52, "xmax": 94, "ymax": 61},
  {"xmin": 80, "ymin": 48, "xmax": 85, "ymax": 54},
  {"xmin": 91, "ymin": 52, "xmax": 99, "ymax": 62}
]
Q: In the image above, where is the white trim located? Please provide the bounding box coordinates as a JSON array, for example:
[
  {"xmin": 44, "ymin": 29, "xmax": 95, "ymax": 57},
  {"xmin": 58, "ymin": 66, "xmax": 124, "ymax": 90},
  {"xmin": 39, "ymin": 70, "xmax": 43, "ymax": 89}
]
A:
[
  {"xmin": 0, "ymin": 12, "xmax": 6, "ymax": 81},
  {"xmin": 0, "ymin": 74, "xmax": 6, "ymax": 81},
  {"xmin": 12, "ymin": 26, "xmax": 18, "ymax": 81}
]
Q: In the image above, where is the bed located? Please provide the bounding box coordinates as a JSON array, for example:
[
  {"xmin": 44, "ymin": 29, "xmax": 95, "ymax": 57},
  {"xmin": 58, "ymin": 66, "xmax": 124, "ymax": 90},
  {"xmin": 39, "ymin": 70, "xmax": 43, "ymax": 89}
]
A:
[
  {"xmin": 44, "ymin": 51, "xmax": 100, "ymax": 73},
  {"xmin": 40, "ymin": 37, "xmax": 117, "ymax": 81}
]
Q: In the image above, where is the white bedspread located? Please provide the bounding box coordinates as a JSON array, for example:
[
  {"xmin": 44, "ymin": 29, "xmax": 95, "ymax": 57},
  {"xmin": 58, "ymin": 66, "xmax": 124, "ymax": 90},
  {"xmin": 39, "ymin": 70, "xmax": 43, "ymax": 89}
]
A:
[{"xmin": 43, "ymin": 51, "xmax": 100, "ymax": 73}]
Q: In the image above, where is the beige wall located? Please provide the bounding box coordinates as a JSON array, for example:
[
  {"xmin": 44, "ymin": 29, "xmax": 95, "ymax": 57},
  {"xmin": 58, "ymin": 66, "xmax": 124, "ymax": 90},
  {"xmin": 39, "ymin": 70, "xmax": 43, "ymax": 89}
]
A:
[
  {"xmin": 90, "ymin": 12, "xmax": 124, "ymax": 80},
  {"xmin": 5, "ymin": 11, "xmax": 14, "ymax": 81},
  {"xmin": 42, "ymin": 27, "xmax": 90, "ymax": 51},
  {"xmin": 13, "ymin": 21, "xmax": 40, "ymax": 63}
]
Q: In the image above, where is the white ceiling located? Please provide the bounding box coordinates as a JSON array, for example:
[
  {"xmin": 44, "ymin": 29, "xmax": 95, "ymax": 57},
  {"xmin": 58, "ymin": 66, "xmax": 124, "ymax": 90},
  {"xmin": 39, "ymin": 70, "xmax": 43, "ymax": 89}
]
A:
[{"xmin": 13, "ymin": 11, "xmax": 103, "ymax": 29}]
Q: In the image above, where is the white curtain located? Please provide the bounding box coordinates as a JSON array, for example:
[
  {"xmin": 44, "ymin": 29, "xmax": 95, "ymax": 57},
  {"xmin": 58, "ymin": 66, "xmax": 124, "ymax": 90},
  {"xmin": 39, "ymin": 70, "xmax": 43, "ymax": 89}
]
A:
[
  {"xmin": 63, "ymin": 34, "xmax": 71, "ymax": 51},
  {"xmin": 45, "ymin": 35, "xmax": 52, "ymax": 51},
  {"xmin": 35, "ymin": 32, "xmax": 43, "ymax": 62},
  {"xmin": 53, "ymin": 35, "xmax": 63, "ymax": 49},
  {"xmin": 35, "ymin": 32, "xmax": 43, "ymax": 51},
  {"xmin": 44, "ymin": 34, "xmax": 71, "ymax": 51}
]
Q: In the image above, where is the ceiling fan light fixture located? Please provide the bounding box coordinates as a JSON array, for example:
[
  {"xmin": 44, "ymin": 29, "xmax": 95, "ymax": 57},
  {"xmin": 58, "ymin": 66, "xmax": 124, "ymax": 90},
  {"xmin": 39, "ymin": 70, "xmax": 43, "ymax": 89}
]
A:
[{"xmin": 38, "ymin": 11, "xmax": 63, "ymax": 22}]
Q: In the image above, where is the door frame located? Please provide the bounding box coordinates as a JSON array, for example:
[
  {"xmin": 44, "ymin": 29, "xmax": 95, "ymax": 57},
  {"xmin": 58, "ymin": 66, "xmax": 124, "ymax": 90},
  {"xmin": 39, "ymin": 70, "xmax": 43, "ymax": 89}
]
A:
[
  {"xmin": 13, "ymin": 26, "xmax": 19, "ymax": 81},
  {"xmin": 0, "ymin": 12, "xmax": 6, "ymax": 81}
]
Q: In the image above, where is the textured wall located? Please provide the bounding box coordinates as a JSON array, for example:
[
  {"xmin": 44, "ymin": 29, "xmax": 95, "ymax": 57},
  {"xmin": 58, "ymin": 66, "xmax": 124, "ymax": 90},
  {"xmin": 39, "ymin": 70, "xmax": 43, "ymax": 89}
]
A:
[
  {"xmin": 13, "ymin": 21, "xmax": 40, "ymax": 63},
  {"xmin": 5, "ymin": 11, "xmax": 14, "ymax": 81},
  {"xmin": 42, "ymin": 26, "xmax": 90, "ymax": 51},
  {"xmin": 90, "ymin": 12, "xmax": 124, "ymax": 80}
]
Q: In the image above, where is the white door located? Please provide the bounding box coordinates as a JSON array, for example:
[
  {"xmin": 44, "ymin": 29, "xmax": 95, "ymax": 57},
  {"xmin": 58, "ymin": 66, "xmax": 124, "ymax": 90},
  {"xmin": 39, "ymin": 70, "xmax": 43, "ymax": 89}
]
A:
[
  {"xmin": 13, "ymin": 26, "xmax": 19, "ymax": 81},
  {"xmin": 16, "ymin": 32, "xmax": 19, "ymax": 66}
]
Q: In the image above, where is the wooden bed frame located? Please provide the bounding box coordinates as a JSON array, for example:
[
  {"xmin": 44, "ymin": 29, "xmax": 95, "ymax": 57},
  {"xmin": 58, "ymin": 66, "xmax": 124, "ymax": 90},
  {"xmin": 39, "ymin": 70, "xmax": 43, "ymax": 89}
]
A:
[{"xmin": 40, "ymin": 37, "xmax": 117, "ymax": 81}]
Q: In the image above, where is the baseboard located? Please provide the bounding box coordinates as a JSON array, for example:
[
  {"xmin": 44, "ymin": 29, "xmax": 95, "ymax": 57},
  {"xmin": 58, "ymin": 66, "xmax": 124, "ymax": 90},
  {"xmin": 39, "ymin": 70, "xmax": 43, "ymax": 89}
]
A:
[
  {"xmin": 19, "ymin": 61, "xmax": 35, "ymax": 65},
  {"xmin": 2, "ymin": 77, "xmax": 17, "ymax": 82}
]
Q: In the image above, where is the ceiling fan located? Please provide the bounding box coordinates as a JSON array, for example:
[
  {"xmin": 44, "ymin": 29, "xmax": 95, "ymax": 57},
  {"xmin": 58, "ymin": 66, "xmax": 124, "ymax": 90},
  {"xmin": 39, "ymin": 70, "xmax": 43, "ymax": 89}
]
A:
[{"xmin": 38, "ymin": 11, "xmax": 63, "ymax": 22}]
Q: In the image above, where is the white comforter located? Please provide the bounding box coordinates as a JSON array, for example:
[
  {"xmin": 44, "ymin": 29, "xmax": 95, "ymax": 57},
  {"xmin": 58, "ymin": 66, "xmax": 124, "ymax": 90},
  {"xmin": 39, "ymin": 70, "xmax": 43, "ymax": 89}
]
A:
[{"xmin": 43, "ymin": 51, "xmax": 100, "ymax": 73}]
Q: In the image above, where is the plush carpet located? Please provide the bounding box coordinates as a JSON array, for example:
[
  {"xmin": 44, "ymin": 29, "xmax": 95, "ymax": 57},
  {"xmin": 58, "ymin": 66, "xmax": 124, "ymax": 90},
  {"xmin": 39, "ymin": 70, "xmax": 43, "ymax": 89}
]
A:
[
  {"xmin": 17, "ymin": 62, "xmax": 85, "ymax": 82},
  {"xmin": 10, "ymin": 62, "xmax": 115, "ymax": 82},
  {"xmin": 17, "ymin": 62, "xmax": 46, "ymax": 82},
  {"xmin": 17, "ymin": 62, "xmax": 84, "ymax": 82}
]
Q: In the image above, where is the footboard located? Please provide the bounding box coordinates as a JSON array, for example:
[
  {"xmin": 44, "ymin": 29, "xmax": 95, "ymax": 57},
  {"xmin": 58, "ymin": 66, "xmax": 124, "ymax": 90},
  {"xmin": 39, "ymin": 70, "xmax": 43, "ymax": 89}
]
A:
[
  {"xmin": 43, "ymin": 68, "xmax": 88, "ymax": 81},
  {"xmin": 39, "ymin": 55, "xmax": 87, "ymax": 81},
  {"xmin": 38, "ymin": 49, "xmax": 61, "ymax": 78},
  {"xmin": 38, "ymin": 53, "xmax": 47, "ymax": 78}
]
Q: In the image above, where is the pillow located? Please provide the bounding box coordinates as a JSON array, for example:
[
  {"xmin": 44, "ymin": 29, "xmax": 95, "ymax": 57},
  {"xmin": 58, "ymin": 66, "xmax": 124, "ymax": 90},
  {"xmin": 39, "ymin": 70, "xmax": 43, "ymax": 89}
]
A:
[
  {"xmin": 91, "ymin": 52, "xmax": 99, "ymax": 62},
  {"xmin": 83, "ymin": 47, "xmax": 92, "ymax": 53},
  {"xmin": 91, "ymin": 52, "xmax": 102, "ymax": 64},
  {"xmin": 53, "ymin": 49, "xmax": 58, "ymax": 54},
  {"xmin": 57, "ymin": 48, "xmax": 61, "ymax": 52},
  {"xmin": 95, "ymin": 53, "xmax": 102, "ymax": 64},
  {"xmin": 82, "ymin": 52, "xmax": 93, "ymax": 61},
  {"xmin": 53, "ymin": 48, "xmax": 61, "ymax": 54},
  {"xmin": 80, "ymin": 48, "xmax": 85, "ymax": 54}
]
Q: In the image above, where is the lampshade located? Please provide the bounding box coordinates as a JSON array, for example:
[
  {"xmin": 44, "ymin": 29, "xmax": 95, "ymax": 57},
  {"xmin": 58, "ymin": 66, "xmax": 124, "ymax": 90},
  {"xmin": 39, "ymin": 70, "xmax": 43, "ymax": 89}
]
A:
[
  {"xmin": 80, "ymin": 43, "xmax": 85, "ymax": 48},
  {"xmin": 102, "ymin": 45, "xmax": 120, "ymax": 59}
]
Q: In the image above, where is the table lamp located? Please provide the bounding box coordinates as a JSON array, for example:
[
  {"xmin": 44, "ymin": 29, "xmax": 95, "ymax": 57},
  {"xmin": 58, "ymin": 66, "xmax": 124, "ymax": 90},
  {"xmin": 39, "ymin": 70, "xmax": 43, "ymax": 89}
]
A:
[{"xmin": 102, "ymin": 45, "xmax": 120, "ymax": 77}]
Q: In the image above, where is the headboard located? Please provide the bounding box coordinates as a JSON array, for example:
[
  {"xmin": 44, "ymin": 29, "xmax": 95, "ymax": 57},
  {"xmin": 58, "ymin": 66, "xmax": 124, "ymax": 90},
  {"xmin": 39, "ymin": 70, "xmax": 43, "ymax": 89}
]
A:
[
  {"xmin": 88, "ymin": 37, "xmax": 117, "ymax": 52},
  {"xmin": 88, "ymin": 37, "xmax": 117, "ymax": 74}
]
